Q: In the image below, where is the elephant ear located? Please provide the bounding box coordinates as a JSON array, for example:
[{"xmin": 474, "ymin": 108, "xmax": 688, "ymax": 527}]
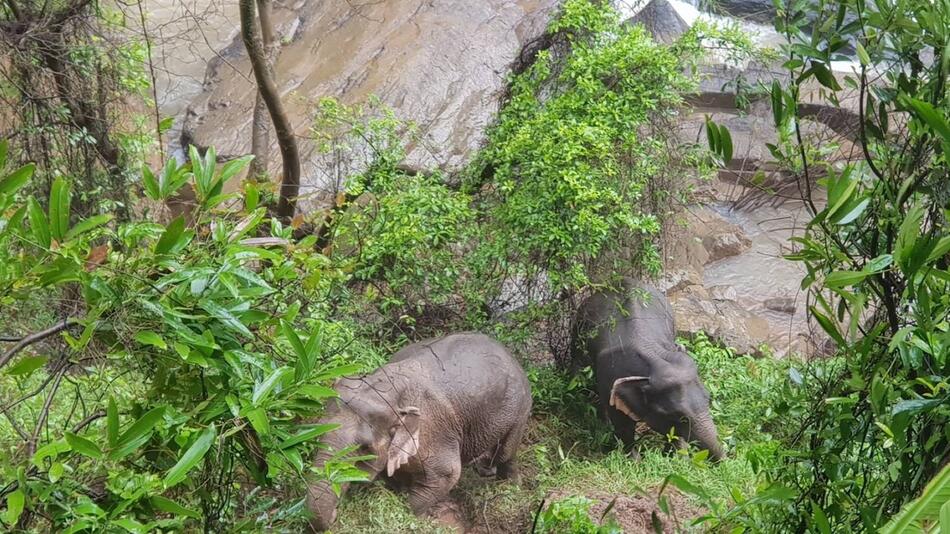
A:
[
  {"xmin": 609, "ymin": 376, "xmax": 648, "ymax": 421},
  {"xmin": 387, "ymin": 406, "xmax": 421, "ymax": 477}
]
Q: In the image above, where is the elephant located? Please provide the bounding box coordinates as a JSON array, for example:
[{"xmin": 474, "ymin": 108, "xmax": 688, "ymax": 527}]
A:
[
  {"xmin": 305, "ymin": 332, "xmax": 532, "ymax": 532},
  {"xmin": 570, "ymin": 278, "xmax": 724, "ymax": 461}
]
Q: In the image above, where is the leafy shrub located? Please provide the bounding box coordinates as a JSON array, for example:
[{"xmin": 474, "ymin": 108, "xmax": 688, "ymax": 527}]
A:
[
  {"xmin": 0, "ymin": 146, "xmax": 376, "ymax": 531},
  {"xmin": 533, "ymin": 495, "xmax": 622, "ymax": 534}
]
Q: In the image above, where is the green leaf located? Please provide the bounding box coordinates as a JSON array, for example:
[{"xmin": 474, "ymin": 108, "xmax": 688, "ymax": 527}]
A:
[
  {"xmin": 245, "ymin": 407, "xmax": 270, "ymax": 436},
  {"xmin": 812, "ymin": 501, "xmax": 831, "ymax": 534},
  {"xmin": 705, "ymin": 116, "xmax": 720, "ymax": 154},
  {"xmin": 158, "ymin": 116, "xmax": 175, "ymax": 133},
  {"xmin": 895, "ymin": 204, "xmax": 925, "ymax": 271},
  {"xmin": 891, "ymin": 398, "xmax": 943, "ymax": 417},
  {"xmin": 0, "ymin": 139, "xmax": 6, "ymax": 169},
  {"xmin": 282, "ymin": 320, "xmax": 307, "ymax": 361},
  {"xmin": 834, "ymin": 197, "xmax": 869, "ymax": 225},
  {"xmin": 27, "ymin": 196, "xmax": 51, "ymax": 249},
  {"xmin": 49, "ymin": 177, "xmax": 71, "ymax": 241},
  {"xmin": 6, "ymin": 355, "xmax": 48, "ymax": 376},
  {"xmin": 926, "ymin": 236, "xmax": 950, "ymax": 264},
  {"xmin": 33, "ymin": 439, "xmax": 70, "ymax": 468},
  {"xmin": 770, "ymin": 81, "xmax": 784, "ymax": 127},
  {"xmin": 65, "ymin": 214, "xmax": 113, "ymax": 240},
  {"xmin": 49, "ymin": 462, "xmax": 64, "ymax": 483},
  {"xmin": 4, "ymin": 490, "xmax": 25, "ymax": 526},
  {"xmin": 112, "ymin": 518, "xmax": 146, "ymax": 533},
  {"xmin": 65, "ymin": 432, "xmax": 103, "ymax": 459},
  {"xmin": 940, "ymin": 500, "xmax": 950, "ymax": 534},
  {"xmin": 297, "ymin": 384, "xmax": 337, "ymax": 400},
  {"xmin": 866, "ymin": 254, "xmax": 893, "ymax": 273},
  {"xmin": 809, "ymin": 306, "xmax": 846, "ymax": 346},
  {"xmin": 155, "ymin": 215, "xmax": 186, "ymax": 254},
  {"xmin": 199, "ymin": 299, "xmax": 253, "ymax": 337},
  {"xmin": 0, "ymin": 163, "xmax": 35, "ymax": 195},
  {"xmin": 660, "ymin": 474, "xmax": 710, "ymax": 501},
  {"xmin": 107, "ymin": 396, "xmax": 119, "ymax": 447},
  {"xmin": 880, "ymin": 464, "xmax": 950, "ymax": 533},
  {"xmin": 824, "ymin": 270, "xmax": 868, "ymax": 288},
  {"xmin": 279, "ymin": 424, "xmax": 338, "ymax": 449},
  {"xmin": 811, "ymin": 61, "xmax": 842, "ymax": 91},
  {"xmin": 218, "ymin": 155, "xmax": 254, "ymax": 184},
  {"xmin": 150, "ymin": 496, "xmax": 200, "ymax": 519},
  {"xmin": 825, "ymin": 175, "xmax": 858, "ymax": 222},
  {"xmin": 245, "ymin": 182, "xmax": 260, "ymax": 211},
  {"xmin": 901, "ymin": 96, "xmax": 950, "ymax": 142},
  {"xmin": 313, "ymin": 363, "xmax": 362, "ymax": 381},
  {"xmin": 718, "ymin": 124, "xmax": 733, "ymax": 163},
  {"xmin": 134, "ymin": 331, "xmax": 167, "ymax": 350},
  {"xmin": 856, "ymin": 42, "xmax": 870, "ymax": 66},
  {"xmin": 111, "ymin": 406, "xmax": 165, "ymax": 460},
  {"xmin": 164, "ymin": 425, "xmax": 216, "ymax": 488},
  {"xmin": 252, "ymin": 367, "xmax": 293, "ymax": 407},
  {"xmin": 142, "ymin": 165, "xmax": 160, "ymax": 200}
]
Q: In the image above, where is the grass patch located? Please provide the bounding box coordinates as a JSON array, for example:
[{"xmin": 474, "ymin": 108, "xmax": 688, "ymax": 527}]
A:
[{"xmin": 329, "ymin": 333, "xmax": 797, "ymax": 532}]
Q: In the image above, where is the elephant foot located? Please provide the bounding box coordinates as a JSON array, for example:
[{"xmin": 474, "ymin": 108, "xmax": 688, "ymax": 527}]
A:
[
  {"xmin": 495, "ymin": 461, "xmax": 520, "ymax": 484},
  {"xmin": 626, "ymin": 447, "xmax": 642, "ymax": 461},
  {"xmin": 474, "ymin": 459, "xmax": 497, "ymax": 478},
  {"xmin": 430, "ymin": 501, "xmax": 467, "ymax": 532}
]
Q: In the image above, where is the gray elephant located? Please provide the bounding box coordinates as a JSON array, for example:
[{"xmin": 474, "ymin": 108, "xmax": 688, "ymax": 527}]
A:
[
  {"xmin": 570, "ymin": 278, "xmax": 724, "ymax": 460},
  {"xmin": 306, "ymin": 332, "xmax": 532, "ymax": 531}
]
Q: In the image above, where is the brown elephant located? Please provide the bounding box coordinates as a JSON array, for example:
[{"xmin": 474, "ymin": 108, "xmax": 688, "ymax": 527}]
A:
[
  {"xmin": 570, "ymin": 278, "xmax": 724, "ymax": 460},
  {"xmin": 306, "ymin": 332, "xmax": 532, "ymax": 531}
]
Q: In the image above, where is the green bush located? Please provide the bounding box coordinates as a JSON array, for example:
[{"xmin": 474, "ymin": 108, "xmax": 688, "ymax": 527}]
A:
[
  {"xmin": 534, "ymin": 495, "xmax": 622, "ymax": 534},
  {"xmin": 0, "ymin": 147, "xmax": 378, "ymax": 531}
]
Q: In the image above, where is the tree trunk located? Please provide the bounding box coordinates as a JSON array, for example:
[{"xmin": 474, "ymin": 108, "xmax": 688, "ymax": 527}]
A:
[
  {"xmin": 239, "ymin": 0, "xmax": 300, "ymax": 221},
  {"xmin": 248, "ymin": 0, "xmax": 279, "ymax": 182}
]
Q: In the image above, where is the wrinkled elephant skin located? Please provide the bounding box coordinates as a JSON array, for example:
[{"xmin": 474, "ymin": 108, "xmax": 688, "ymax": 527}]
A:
[
  {"xmin": 306, "ymin": 332, "xmax": 532, "ymax": 532},
  {"xmin": 571, "ymin": 278, "xmax": 725, "ymax": 461}
]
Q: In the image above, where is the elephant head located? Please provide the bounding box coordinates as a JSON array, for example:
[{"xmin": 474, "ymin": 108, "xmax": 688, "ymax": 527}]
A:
[
  {"xmin": 608, "ymin": 349, "xmax": 724, "ymax": 461},
  {"xmin": 306, "ymin": 388, "xmax": 422, "ymax": 532}
]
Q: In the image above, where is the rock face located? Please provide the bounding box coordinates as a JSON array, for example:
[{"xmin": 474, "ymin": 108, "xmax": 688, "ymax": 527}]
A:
[{"xmin": 182, "ymin": 0, "xmax": 559, "ymax": 198}]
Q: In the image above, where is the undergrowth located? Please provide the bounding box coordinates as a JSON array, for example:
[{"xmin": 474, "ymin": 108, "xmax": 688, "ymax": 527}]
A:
[{"xmin": 328, "ymin": 333, "xmax": 798, "ymax": 533}]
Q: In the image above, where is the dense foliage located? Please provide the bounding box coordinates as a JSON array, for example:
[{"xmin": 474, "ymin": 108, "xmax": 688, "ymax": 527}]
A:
[
  {"xmin": 3, "ymin": 0, "xmax": 946, "ymax": 531},
  {"xmin": 0, "ymin": 1, "xmax": 715, "ymax": 530},
  {"xmin": 674, "ymin": 0, "xmax": 950, "ymax": 531}
]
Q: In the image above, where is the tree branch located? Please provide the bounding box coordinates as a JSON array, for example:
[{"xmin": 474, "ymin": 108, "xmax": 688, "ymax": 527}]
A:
[
  {"xmin": 239, "ymin": 0, "xmax": 300, "ymax": 221},
  {"xmin": 0, "ymin": 319, "xmax": 73, "ymax": 370}
]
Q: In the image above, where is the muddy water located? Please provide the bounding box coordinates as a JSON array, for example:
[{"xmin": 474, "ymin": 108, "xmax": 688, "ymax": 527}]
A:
[
  {"xmin": 703, "ymin": 201, "xmax": 812, "ymax": 355},
  {"xmin": 144, "ymin": 0, "xmax": 240, "ymax": 118}
]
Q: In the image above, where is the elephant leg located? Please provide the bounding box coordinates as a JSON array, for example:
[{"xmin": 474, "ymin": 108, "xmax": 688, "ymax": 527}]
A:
[
  {"xmin": 473, "ymin": 453, "xmax": 497, "ymax": 477},
  {"xmin": 607, "ymin": 408, "xmax": 640, "ymax": 459},
  {"xmin": 494, "ymin": 424, "xmax": 525, "ymax": 482},
  {"xmin": 407, "ymin": 446, "xmax": 462, "ymax": 515}
]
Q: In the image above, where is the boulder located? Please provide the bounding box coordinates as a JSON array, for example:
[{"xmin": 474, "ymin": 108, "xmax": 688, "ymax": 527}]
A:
[
  {"xmin": 181, "ymin": 0, "xmax": 560, "ymax": 205},
  {"xmin": 763, "ymin": 296, "xmax": 797, "ymax": 314},
  {"xmin": 669, "ymin": 292, "xmax": 771, "ymax": 356},
  {"xmin": 708, "ymin": 284, "xmax": 738, "ymax": 301},
  {"xmin": 703, "ymin": 229, "xmax": 753, "ymax": 263}
]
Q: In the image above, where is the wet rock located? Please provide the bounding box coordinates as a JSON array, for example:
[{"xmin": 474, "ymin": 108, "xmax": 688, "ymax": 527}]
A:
[
  {"xmin": 702, "ymin": 227, "xmax": 752, "ymax": 263},
  {"xmin": 182, "ymin": 0, "xmax": 560, "ymax": 202},
  {"xmin": 626, "ymin": 0, "xmax": 690, "ymax": 44},
  {"xmin": 707, "ymin": 284, "xmax": 737, "ymax": 301},
  {"xmin": 657, "ymin": 267, "xmax": 704, "ymax": 294},
  {"xmin": 674, "ymin": 283, "xmax": 709, "ymax": 300},
  {"xmin": 763, "ymin": 296, "xmax": 797, "ymax": 314},
  {"xmin": 669, "ymin": 293, "xmax": 771, "ymax": 355}
]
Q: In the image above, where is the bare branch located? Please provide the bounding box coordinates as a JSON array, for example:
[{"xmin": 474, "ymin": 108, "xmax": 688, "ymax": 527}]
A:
[
  {"xmin": 239, "ymin": 0, "xmax": 301, "ymax": 220},
  {"xmin": 0, "ymin": 319, "xmax": 73, "ymax": 370}
]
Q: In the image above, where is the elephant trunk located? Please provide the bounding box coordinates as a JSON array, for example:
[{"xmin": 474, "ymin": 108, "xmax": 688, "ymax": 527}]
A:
[
  {"xmin": 306, "ymin": 451, "xmax": 346, "ymax": 532},
  {"xmin": 689, "ymin": 412, "xmax": 724, "ymax": 461}
]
